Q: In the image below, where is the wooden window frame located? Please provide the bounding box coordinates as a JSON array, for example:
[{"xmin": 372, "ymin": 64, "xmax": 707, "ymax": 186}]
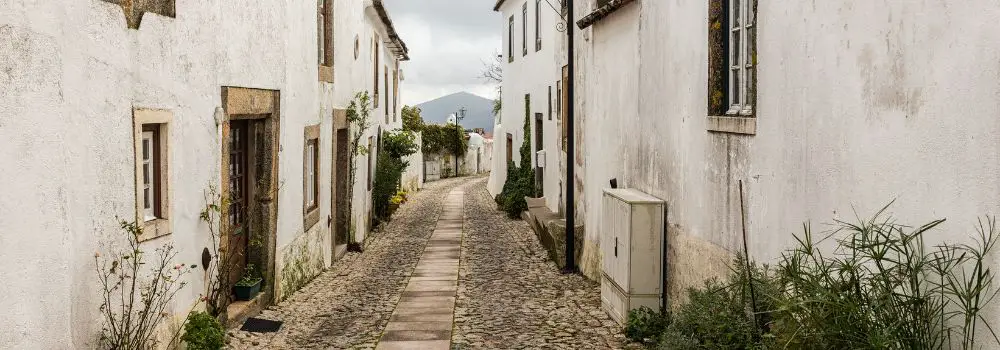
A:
[
  {"xmin": 132, "ymin": 108, "xmax": 172, "ymax": 241},
  {"xmin": 367, "ymin": 136, "xmax": 375, "ymax": 191},
  {"xmin": 707, "ymin": 0, "xmax": 758, "ymax": 135},
  {"xmin": 384, "ymin": 66, "xmax": 390, "ymax": 123},
  {"xmin": 318, "ymin": 0, "xmax": 334, "ymax": 82},
  {"xmin": 373, "ymin": 35, "xmax": 381, "ymax": 108},
  {"xmin": 303, "ymin": 124, "xmax": 321, "ymax": 230}
]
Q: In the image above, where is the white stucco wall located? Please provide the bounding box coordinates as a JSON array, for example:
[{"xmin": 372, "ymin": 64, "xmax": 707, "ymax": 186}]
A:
[
  {"xmin": 0, "ymin": 0, "xmax": 407, "ymax": 347},
  {"xmin": 489, "ymin": 1, "xmax": 565, "ymax": 211},
  {"xmin": 571, "ymin": 0, "xmax": 1000, "ymax": 321}
]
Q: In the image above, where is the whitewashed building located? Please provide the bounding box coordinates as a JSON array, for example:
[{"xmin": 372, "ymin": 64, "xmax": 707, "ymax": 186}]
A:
[
  {"xmin": 0, "ymin": 0, "xmax": 407, "ymax": 347},
  {"xmin": 564, "ymin": 0, "xmax": 1000, "ymax": 314},
  {"xmin": 489, "ymin": 0, "xmax": 568, "ymax": 214}
]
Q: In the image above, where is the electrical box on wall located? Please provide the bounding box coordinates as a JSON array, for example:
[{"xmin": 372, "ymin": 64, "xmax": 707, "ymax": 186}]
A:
[
  {"xmin": 600, "ymin": 188, "xmax": 664, "ymax": 326},
  {"xmin": 536, "ymin": 150, "xmax": 546, "ymax": 166}
]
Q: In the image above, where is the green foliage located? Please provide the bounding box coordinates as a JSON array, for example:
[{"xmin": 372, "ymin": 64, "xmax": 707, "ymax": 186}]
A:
[
  {"xmin": 372, "ymin": 151, "xmax": 406, "ymax": 223},
  {"xmin": 656, "ymin": 255, "xmax": 775, "ymax": 350},
  {"xmin": 626, "ymin": 306, "xmax": 670, "ymax": 344},
  {"xmin": 421, "ymin": 123, "xmax": 468, "ymax": 157},
  {"xmin": 492, "ymin": 98, "xmax": 501, "ymax": 116},
  {"xmin": 402, "ymin": 105, "xmax": 425, "ymax": 132},
  {"xmin": 382, "ymin": 129, "xmax": 418, "ymax": 163},
  {"xmin": 344, "ymin": 91, "xmax": 373, "ymax": 246},
  {"xmin": 651, "ymin": 206, "xmax": 1000, "ymax": 350},
  {"xmin": 767, "ymin": 205, "xmax": 1000, "ymax": 350},
  {"xmin": 495, "ymin": 100, "xmax": 536, "ymax": 218},
  {"xmin": 181, "ymin": 312, "xmax": 225, "ymax": 350},
  {"xmin": 235, "ymin": 263, "xmax": 261, "ymax": 287}
]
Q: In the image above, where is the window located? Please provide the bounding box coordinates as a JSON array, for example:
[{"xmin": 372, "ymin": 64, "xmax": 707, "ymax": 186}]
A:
[
  {"xmin": 384, "ymin": 66, "xmax": 389, "ymax": 123},
  {"xmin": 547, "ymin": 85, "xmax": 552, "ymax": 120},
  {"xmin": 561, "ymin": 66, "xmax": 569, "ymax": 149},
  {"xmin": 374, "ymin": 35, "xmax": 380, "ymax": 108},
  {"xmin": 141, "ymin": 126, "xmax": 160, "ymax": 221},
  {"xmin": 727, "ymin": 0, "xmax": 754, "ymax": 116},
  {"xmin": 506, "ymin": 133, "xmax": 514, "ymax": 165},
  {"xmin": 707, "ymin": 0, "xmax": 757, "ymax": 134},
  {"xmin": 508, "ymin": 16, "xmax": 514, "ymax": 62},
  {"xmin": 317, "ymin": 0, "xmax": 333, "ymax": 82},
  {"xmin": 367, "ymin": 136, "xmax": 374, "ymax": 190},
  {"xmin": 132, "ymin": 109, "xmax": 172, "ymax": 241},
  {"xmin": 303, "ymin": 125, "xmax": 320, "ymax": 229},
  {"xmin": 535, "ymin": 0, "xmax": 542, "ymax": 51},
  {"xmin": 522, "ymin": 3, "xmax": 528, "ymax": 56},
  {"xmin": 393, "ymin": 67, "xmax": 399, "ymax": 122}
]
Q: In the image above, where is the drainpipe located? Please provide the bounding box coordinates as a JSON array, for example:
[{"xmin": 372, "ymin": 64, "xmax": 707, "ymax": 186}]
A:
[{"xmin": 563, "ymin": 0, "xmax": 577, "ymax": 273}]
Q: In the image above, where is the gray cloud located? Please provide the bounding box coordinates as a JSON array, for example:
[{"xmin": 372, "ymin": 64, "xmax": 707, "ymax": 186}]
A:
[{"xmin": 383, "ymin": 0, "xmax": 502, "ymax": 105}]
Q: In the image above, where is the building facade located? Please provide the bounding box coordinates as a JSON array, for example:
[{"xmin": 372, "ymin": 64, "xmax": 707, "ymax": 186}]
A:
[
  {"xmin": 0, "ymin": 0, "xmax": 407, "ymax": 348},
  {"xmin": 567, "ymin": 0, "xmax": 1000, "ymax": 310},
  {"xmin": 489, "ymin": 0, "xmax": 568, "ymax": 216},
  {"xmin": 493, "ymin": 0, "xmax": 1000, "ymax": 320}
]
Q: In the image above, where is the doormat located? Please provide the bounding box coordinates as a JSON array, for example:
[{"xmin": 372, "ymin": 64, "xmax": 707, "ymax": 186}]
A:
[{"xmin": 240, "ymin": 318, "xmax": 283, "ymax": 333}]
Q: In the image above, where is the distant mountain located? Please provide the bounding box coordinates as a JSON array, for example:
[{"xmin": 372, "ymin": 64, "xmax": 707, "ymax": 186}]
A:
[{"xmin": 415, "ymin": 92, "xmax": 495, "ymax": 132}]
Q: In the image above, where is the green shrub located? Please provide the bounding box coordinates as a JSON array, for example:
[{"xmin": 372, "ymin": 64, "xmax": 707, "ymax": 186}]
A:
[
  {"xmin": 626, "ymin": 306, "xmax": 669, "ymax": 344},
  {"xmin": 372, "ymin": 152, "xmax": 406, "ymax": 222},
  {"xmin": 181, "ymin": 311, "xmax": 225, "ymax": 350},
  {"xmin": 656, "ymin": 256, "xmax": 775, "ymax": 350},
  {"xmin": 496, "ymin": 105, "xmax": 536, "ymax": 218},
  {"xmin": 768, "ymin": 206, "xmax": 1000, "ymax": 350},
  {"xmin": 383, "ymin": 129, "xmax": 418, "ymax": 162},
  {"xmin": 652, "ymin": 205, "xmax": 1000, "ymax": 350}
]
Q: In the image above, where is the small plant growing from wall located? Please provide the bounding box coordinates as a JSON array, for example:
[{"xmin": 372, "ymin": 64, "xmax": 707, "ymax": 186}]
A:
[
  {"xmin": 95, "ymin": 220, "xmax": 195, "ymax": 349},
  {"xmin": 345, "ymin": 91, "xmax": 373, "ymax": 252}
]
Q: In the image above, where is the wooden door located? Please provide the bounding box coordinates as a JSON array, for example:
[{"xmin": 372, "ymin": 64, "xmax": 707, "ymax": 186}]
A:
[{"xmin": 227, "ymin": 120, "xmax": 251, "ymax": 287}]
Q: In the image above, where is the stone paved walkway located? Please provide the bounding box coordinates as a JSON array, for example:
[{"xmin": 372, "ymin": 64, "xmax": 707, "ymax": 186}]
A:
[
  {"xmin": 376, "ymin": 189, "xmax": 464, "ymax": 349},
  {"xmin": 453, "ymin": 177, "xmax": 626, "ymax": 349},
  {"xmin": 227, "ymin": 176, "xmax": 627, "ymax": 349}
]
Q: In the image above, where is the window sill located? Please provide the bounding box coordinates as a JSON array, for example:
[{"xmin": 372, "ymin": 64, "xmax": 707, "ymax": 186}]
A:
[
  {"xmin": 139, "ymin": 218, "xmax": 171, "ymax": 242},
  {"xmin": 318, "ymin": 65, "xmax": 333, "ymax": 83},
  {"xmin": 303, "ymin": 207, "xmax": 320, "ymax": 231},
  {"xmin": 577, "ymin": 0, "xmax": 637, "ymax": 29},
  {"xmin": 707, "ymin": 116, "xmax": 756, "ymax": 135}
]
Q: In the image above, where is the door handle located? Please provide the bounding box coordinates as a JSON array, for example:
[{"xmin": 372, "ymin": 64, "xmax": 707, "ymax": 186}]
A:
[
  {"xmin": 614, "ymin": 237, "xmax": 618, "ymax": 257},
  {"xmin": 327, "ymin": 215, "xmax": 333, "ymax": 227}
]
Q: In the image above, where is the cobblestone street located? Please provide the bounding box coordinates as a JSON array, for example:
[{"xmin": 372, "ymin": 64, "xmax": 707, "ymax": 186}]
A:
[{"xmin": 228, "ymin": 176, "xmax": 625, "ymax": 349}]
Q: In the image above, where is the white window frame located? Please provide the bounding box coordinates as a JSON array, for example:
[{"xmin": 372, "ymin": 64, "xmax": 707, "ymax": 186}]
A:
[
  {"xmin": 727, "ymin": 0, "xmax": 754, "ymax": 116},
  {"xmin": 142, "ymin": 131, "xmax": 157, "ymax": 221}
]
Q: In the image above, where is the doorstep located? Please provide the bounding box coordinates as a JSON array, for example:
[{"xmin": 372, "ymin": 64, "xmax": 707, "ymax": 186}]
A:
[{"xmin": 225, "ymin": 292, "xmax": 267, "ymax": 329}]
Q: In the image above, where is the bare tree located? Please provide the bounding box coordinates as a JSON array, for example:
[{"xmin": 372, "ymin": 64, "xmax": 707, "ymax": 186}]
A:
[{"xmin": 481, "ymin": 50, "xmax": 503, "ymax": 116}]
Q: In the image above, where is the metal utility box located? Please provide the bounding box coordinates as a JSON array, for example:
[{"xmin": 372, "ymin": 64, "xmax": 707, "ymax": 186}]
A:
[{"xmin": 600, "ymin": 188, "xmax": 664, "ymax": 325}]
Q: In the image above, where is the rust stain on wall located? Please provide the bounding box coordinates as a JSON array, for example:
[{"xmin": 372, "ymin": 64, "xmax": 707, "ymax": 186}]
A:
[{"xmin": 100, "ymin": 0, "xmax": 176, "ymax": 29}]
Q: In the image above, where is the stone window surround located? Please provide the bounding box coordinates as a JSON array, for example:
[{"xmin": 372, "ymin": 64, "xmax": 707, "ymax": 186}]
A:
[
  {"xmin": 706, "ymin": 0, "xmax": 758, "ymax": 135},
  {"xmin": 318, "ymin": 0, "xmax": 334, "ymax": 83},
  {"xmin": 132, "ymin": 108, "xmax": 172, "ymax": 242},
  {"xmin": 303, "ymin": 124, "xmax": 321, "ymax": 231}
]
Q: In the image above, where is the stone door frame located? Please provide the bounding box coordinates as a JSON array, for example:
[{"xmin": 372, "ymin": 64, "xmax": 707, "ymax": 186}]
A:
[{"xmin": 220, "ymin": 86, "xmax": 281, "ymax": 306}]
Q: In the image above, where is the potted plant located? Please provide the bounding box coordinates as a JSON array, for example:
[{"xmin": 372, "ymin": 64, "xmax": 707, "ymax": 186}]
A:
[
  {"xmin": 389, "ymin": 194, "xmax": 403, "ymax": 215},
  {"xmin": 233, "ymin": 264, "xmax": 262, "ymax": 301}
]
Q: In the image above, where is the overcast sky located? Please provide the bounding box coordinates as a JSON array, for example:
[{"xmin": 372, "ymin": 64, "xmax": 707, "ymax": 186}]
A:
[{"xmin": 383, "ymin": 0, "xmax": 502, "ymax": 106}]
